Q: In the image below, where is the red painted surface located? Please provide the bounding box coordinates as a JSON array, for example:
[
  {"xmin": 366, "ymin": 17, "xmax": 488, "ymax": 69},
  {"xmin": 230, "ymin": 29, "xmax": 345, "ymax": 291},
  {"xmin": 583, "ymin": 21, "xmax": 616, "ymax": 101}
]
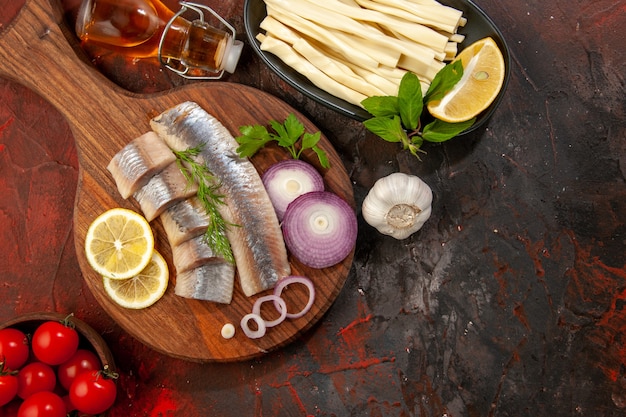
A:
[{"xmin": 1, "ymin": 0, "xmax": 625, "ymax": 416}]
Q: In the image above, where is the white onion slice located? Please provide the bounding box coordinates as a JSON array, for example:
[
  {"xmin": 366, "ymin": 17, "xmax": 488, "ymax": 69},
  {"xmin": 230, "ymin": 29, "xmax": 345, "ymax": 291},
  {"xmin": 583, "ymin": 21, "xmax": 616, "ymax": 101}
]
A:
[
  {"xmin": 262, "ymin": 160, "xmax": 325, "ymax": 220},
  {"xmin": 221, "ymin": 323, "xmax": 236, "ymax": 339},
  {"xmin": 252, "ymin": 294, "xmax": 288, "ymax": 328},
  {"xmin": 282, "ymin": 191, "xmax": 357, "ymax": 269},
  {"xmin": 240, "ymin": 313, "xmax": 267, "ymax": 339},
  {"xmin": 273, "ymin": 275, "xmax": 315, "ymax": 319}
]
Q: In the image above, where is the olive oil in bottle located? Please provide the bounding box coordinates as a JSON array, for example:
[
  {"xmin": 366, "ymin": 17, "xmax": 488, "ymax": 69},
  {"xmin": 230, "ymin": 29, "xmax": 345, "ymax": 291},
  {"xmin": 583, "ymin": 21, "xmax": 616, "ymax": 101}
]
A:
[{"xmin": 75, "ymin": 0, "xmax": 243, "ymax": 77}]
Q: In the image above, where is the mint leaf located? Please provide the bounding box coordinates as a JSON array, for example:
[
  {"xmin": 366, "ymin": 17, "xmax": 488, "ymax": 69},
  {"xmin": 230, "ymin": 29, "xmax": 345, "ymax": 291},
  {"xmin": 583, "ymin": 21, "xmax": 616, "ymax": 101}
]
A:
[
  {"xmin": 397, "ymin": 72, "xmax": 423, "ymax": 130},
  {"xmin": 361, "ymin": 95, "xmax": 399, "ymax": 117},
  {"xmin": 410, "ymin": 135, "xmax": 424, "ymax": 147},
  {"xmin": 360, "ymin": 64, "xmax": 475, "ymax": 160},
  {"xmin": 422, "ymin": 118, "xmax": 476, "ymax": 142},
  {"xmin": 424, "ymin": 60, "xmax": 463, "ymax": 103},
  {"xmin": 363, "ymin": 115, "xmax": 406, "ymax": 143}
]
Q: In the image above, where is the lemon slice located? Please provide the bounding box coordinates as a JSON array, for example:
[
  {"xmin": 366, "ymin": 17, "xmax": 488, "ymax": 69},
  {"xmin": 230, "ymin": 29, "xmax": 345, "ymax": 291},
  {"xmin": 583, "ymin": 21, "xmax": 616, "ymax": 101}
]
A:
[
  {"xmin": 85, "ymin": 208, "xmax": 154, "ymax": 279},
  {"xmin": 427, "ymin": 37, "xmax": 505, "ymax": 123},
  {"xmin": 103, "ymin": 251, "xmax": 169, "ymax": 309}
]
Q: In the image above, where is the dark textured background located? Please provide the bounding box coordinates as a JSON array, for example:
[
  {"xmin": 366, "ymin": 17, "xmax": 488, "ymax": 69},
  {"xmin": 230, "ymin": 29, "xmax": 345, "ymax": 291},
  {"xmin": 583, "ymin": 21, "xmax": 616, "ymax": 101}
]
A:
[{"xmin": 1, "ymin": 0, "xmax": 625, "ymax": 415}]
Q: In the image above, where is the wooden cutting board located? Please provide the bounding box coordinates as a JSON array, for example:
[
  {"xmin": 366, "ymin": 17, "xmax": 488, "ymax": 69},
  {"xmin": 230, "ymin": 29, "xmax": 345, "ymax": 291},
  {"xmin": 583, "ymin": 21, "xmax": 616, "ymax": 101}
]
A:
[{"xmin": 0, "ymin": 0, "xmax": 354, "ymax": 362}]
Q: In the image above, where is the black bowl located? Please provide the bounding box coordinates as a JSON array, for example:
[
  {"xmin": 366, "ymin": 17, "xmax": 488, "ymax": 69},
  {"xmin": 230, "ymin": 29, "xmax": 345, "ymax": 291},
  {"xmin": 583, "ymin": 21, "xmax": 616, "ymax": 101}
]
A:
[{"xmin": 244, "ymin": 0, "xmax": 510, "ymax": 134}]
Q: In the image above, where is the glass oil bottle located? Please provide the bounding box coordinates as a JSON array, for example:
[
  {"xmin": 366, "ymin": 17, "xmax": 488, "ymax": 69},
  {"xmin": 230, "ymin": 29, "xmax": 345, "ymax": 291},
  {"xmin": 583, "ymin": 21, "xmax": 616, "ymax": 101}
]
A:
[{"xmin": 75, "ymin": 0, "xmax": 243, "ymax": 79}]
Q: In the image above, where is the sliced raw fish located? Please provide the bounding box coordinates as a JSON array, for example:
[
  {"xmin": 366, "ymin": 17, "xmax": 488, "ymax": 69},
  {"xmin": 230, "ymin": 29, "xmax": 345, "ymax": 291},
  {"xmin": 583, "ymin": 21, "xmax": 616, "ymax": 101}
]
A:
[
  {"xmin": 133, "ymin": 161, "xmax": 198, "ymax": 221},
  {"xmin": 160, "ymin": 197, "xmax": 210, "ymax": 247},
  {"xmin": 175, "ymin": 262, "xmax": 236, "ymax": 304},
  {"xmin": 171, "ymin": 234, "xmax": 226, "ymax": 275},
  {"xmin": 151, "ymin": 102, "xmax": 291, "ymax": 296},
  {"xmin": 107, "ymin": 131, "xmax": 176, "ymax": 199}
]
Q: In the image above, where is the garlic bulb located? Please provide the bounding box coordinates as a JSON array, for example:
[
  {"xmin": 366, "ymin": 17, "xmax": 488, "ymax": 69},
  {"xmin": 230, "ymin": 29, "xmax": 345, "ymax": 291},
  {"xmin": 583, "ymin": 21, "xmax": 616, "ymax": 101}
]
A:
[{"xmin": 362, "ymin": 173, "xmax": 433, "ymax": 240}]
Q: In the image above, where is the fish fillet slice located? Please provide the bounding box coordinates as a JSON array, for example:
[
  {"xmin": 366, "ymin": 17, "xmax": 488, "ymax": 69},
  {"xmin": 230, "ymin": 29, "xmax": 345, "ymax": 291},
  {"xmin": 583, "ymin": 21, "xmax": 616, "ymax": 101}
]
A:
[
  {"xmin": 107, "ymin": 131, "xmax": 176, "ymax": 199},
  {"xmin": 150, "ymin": 101, "xmax": 291, "ymax": 296},
  {"xmin": 160, "ymin": 197, "xmax": 210, "ymax": 247},
  {"xmin": 133, "ymin": 161, "xmax": 198, "ymax": 221},
  {"xmin": 171, "ymin": 234, "xmax": 225, "ymax": 275},
  {"xmin": 175, "ymin": 262, "xmax": 236, "ymax": 304}
]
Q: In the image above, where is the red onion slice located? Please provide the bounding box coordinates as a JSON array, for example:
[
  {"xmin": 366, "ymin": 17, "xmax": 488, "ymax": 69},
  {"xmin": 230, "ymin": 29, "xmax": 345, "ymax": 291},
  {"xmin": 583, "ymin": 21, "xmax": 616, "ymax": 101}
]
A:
[
  {"xmin": 252, "ymin": 294, "xmax": 288, "ymax": 328},
  {"xmin": 240, "ymin": 313, "xmax": 267, "ymax": 339},
  {"xmin": 282, "ymin": 191, "xmax": 357, "ymax": 269},
  {"xmin": 273, "ymin": 275, "xmax": 315, "ymax": 319},
  {"xmin": 262, "ymin": 160, "xmax": 325, "ymax": 220}
]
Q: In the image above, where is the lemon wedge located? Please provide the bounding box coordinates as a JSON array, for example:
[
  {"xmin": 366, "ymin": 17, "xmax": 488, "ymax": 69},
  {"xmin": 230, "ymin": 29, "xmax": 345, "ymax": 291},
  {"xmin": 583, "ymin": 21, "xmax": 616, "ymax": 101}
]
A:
[
  {"xmin": 103, "ymin": 251, "xmax": 169, "ymax": 309},
  {"xmin": 427, "ymin": 37, "xmax": 505, "ymax": 123},
  {"xmin": 85, "ymin": 208, "xmax": 154, "ymax": 279}
]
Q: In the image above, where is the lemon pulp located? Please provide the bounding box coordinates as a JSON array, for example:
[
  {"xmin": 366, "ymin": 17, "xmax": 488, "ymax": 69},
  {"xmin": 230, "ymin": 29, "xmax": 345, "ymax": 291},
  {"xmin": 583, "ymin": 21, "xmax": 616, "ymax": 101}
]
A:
[
  {"xmin": 85, "ymin": 208, "xmax": 154, "ymax": 279},
  {"xmin": 103, "ymin": 251, "xmax": 169, "ymax": 309},
  {"xmin": 427, "ymin": 37, "xmax": 505, "ymax": 123}
]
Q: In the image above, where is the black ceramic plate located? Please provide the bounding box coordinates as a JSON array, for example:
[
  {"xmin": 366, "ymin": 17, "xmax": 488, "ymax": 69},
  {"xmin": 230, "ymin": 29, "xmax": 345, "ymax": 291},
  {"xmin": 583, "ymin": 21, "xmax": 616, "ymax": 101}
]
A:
[{"xmin": 243, "ymin": 0, "xmax": 510, "ymax": 134}]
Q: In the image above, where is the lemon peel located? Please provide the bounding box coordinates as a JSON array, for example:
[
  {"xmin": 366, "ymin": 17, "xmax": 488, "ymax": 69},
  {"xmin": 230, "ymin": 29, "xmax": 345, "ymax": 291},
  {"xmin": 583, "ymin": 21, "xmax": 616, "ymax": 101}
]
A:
[{"xmin": 427, "ymin": 37, "xmax": 505, "ymax": 123}]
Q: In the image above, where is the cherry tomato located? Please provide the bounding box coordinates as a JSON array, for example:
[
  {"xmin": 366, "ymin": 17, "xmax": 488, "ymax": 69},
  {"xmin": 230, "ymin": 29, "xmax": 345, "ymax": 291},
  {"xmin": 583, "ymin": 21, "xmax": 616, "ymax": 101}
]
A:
[
  {"xmin": 16, "ymin": 362, "xmax": 56, "ymax": 399},
  {"xmin": 0, "ymin": 365, "xmax": 19, "ymax": 406},
  {"xmin": 69, "ymin": 370, "xmax": 117, "ymax": 415},
  {"xmin": 31, "ymin": 320, "xmax": 79, "ymax": 365},
  {"xmin": 57, "ymin": 349, "xmax": 101, "ymax": 391},
  {"xmin": 17, "ymin": 391, "xmax": 66, "ymax": 417},
  {"xmin": 0, "ymin": 328, "xmax": 30, "ymax": 370}
]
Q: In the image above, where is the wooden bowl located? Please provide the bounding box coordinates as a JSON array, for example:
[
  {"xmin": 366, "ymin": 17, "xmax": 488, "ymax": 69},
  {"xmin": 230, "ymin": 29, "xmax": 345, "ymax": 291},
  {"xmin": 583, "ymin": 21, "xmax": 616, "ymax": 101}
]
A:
[{"xmin": 0, "ymin": 311, "xmax": 116, "ymax": 373}]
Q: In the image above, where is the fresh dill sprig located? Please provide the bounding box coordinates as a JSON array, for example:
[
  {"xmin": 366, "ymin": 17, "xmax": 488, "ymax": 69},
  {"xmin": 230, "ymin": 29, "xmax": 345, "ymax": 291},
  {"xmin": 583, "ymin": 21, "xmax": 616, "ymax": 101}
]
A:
[{"xmin": 173, "ymin": 144, "xmax": 236, "ymax": 264}]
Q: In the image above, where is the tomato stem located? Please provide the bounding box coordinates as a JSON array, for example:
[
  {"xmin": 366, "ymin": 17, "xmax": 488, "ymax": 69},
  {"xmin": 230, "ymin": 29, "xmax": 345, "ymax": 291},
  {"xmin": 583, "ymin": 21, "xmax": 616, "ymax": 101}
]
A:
[
  {"xmin": 0, "ymin": 359, "xmax": 18, "ymax": 375},
  {"xmin": 61, "ymin": 312, "xmax": 76, "ymax": 329},
  {"xmin": 101, "ymin": 365, "xmax": 119, "ymax": 380}
]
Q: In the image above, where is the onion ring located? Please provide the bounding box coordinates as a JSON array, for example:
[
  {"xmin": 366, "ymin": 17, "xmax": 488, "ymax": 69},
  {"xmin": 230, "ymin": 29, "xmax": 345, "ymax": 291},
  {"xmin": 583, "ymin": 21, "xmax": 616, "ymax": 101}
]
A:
[
  {"xmin": 281, "ymin": 191, "xmax": 357, "ymax": 269},
  {"xmin": 273, "ymin": 275, "xmax": 315, "ymax": 319},
  {"xmin": 240, "ymin": 313, "xmax": 267, "ymax": 339},
  {"xmin": 252, "ymin": 295, "xmax": 288, "ymax": 328},
  {"xmin": 262, "ymin": 159, "xmax": 324, "ymax": 220}
]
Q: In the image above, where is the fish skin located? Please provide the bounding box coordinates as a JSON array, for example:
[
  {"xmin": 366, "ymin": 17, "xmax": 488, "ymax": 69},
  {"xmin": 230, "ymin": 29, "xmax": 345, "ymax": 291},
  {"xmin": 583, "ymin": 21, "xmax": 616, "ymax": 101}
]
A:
[
  {"xmin": 133, "ymin": 161, "xmax": 198, "ymax": 221},
  {"xmin": 107, "ymin": 131, "xmax": 176, "ymax": 199},
  {"xmin": 171, "ymin": 234, "xmax": 223, "ymax": 275},
  {"xmin": 151, "ymin": 102, "xmax": 291, "ymax": 296},
  {"xmin": 160, "ymin": 197, "xmax": 210, "ymax": 247},
  {"xmin": 161, "ymin": 194, "xmax": 235, "ymax": 303},
  {"xmin": 175, "ymin": 262, "xmax": 236, "ymax": 304}
]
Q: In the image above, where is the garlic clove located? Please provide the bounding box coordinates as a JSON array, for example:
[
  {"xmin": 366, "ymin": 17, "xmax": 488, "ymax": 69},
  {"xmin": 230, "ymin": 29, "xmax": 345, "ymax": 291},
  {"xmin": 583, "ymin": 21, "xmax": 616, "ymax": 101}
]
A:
[{"xmin": 362, "ymin": 172, "xmax": 432, "ymax": 239}]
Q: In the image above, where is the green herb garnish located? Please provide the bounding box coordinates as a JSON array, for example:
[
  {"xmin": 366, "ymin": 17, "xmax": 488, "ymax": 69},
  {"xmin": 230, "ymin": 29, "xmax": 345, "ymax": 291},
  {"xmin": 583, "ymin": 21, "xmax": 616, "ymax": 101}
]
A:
[
  {"xmin": 235, "ymin": 113, "xmax": 330, "ymax": 169},
  {"xmin": 361, "ymin": 62, "xmax": 476, "ymax": 159},
  {"xmin": 173, "ymin": 145, "xmax": 236, "ymax": 264}
]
